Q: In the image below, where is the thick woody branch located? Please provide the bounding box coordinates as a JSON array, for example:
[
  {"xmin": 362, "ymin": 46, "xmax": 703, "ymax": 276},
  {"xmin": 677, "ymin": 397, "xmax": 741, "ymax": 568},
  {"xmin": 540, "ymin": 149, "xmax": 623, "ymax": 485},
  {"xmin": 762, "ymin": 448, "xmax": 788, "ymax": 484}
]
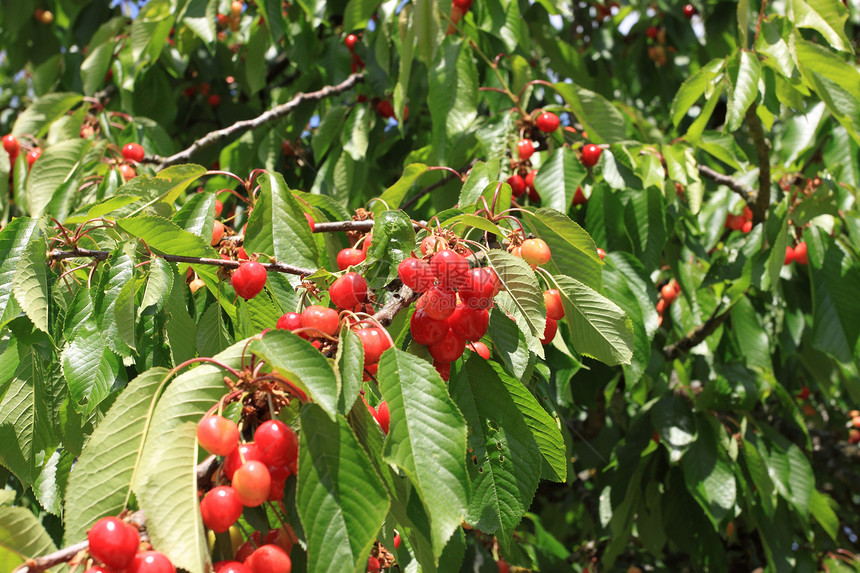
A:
[
  {"xmin": 372, "ymin": 283, "xmax": 418, "ymax": 327},
  {"xmin": 663, "ymin": 305, "xmax": 733, "ymax": 360},
  {"xmin": 746, "ymin": 106, "xmax": 772, "ymax": 224},
  {"xmin": 148, "ymin": 74, "xmax": 364, "ymax": 168},
  {"xmin": 698, "ymin": 165, "xmax": 755, "ymax": 204}
]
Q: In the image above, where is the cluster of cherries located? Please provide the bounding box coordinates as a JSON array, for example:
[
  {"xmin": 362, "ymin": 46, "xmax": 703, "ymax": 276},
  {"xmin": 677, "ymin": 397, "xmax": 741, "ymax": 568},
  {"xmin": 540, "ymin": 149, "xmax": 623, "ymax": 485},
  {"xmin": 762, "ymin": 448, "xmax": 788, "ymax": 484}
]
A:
[
  {"xmin": 344, "ymin": 33, "xmax": 365, "ymax": 73},
  {"xmin": 2, "ymin": 133, "xmax": 41, "ymax": 169},
  {"xmin": 118, "ymin": 142, "xmax": 145, "ymax": 180},
  {"xmin": 196, "ymin": 413, "xmax": 296, "ymax": 572},
  {"xmin": 84, "ymin": 516, "xmax": 174, "ymax": 573},
  {"xmin": 447, "ymin": 0, "xmax": 474, "ymax": 34},
  {"xmin": 725, "ymin": 205, "xmax": 754, "ymax": 234},
  {"xmin": 216, "ymin": 1, "xmax": 244, "ymax": 33},
  {"xmin": 783, "ymin": 242, "xmax": 809, "ymax": 266},
  {"xmin": 848, "ymin": 410, "xmax": 860, "ymax": 445},
  {"xmin": 656, "ymin": 279, "xmax": 681, "ymax": 326}
]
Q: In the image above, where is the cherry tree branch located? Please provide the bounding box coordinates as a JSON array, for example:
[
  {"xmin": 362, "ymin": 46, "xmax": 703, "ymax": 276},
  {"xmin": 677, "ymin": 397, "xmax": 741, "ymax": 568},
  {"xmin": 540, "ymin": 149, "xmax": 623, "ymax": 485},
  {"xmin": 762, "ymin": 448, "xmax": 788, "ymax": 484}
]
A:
[
  {"xmin": 746, "ymin": 106, "xmax": 772, "ymax": 224},
  {"xmin": 662, "ymin": 305, "xmax": 733, "ymax": 360},
  {"xmin": 372, "ymin": 283, "xmax": 418, "ymax": 326},
  {"xmin": 147, "ymin": 73, "xmax": 365, "ymax": 168},
  {"xmin": 698, "ymin": 165, "xmax": 755, "ymax": 204}
]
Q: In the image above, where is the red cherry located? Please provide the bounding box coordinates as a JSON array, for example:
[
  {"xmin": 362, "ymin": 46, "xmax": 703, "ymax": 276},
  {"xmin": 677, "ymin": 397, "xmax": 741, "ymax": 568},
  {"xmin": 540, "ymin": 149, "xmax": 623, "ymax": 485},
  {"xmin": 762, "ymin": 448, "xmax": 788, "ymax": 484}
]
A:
[
  {"xmin": 398, "ymin": 257, "xmax": 434, "ymax": 292},
  {"xmin": 267, "ymin": 467, "xmax": 289, "ymax": 502},
  {"xmin": 448, "ymin": 304, "xmax": 489, "ymax": 342},
  {"xmin": 434, "ymin": 360, "xmax": 451, "ymax": 381},
  {"xmin": 417, "ymin": 286, "xmax": 457, "ymax": 321},
  {"xmin": 497, "ymin": 559, "xmax": 510, "ymax": 573},
  {"xmin": 656, "ymin": 298, "xmax": 666, "ymax": 315},
  {"xmin": 337, "ymin": 248, "xmax": 366, "ymax": 270},
  {"xmin": 305, "ymin": 212, "xmax": 316, "ymax": 232},
  {"xmin": 469, "ymin": 341, "xmax": 491, "ymax": 359},
  {"xmin": 27, "ymin": 147, "xmax": 42, "ymax": 168},
  {"xmin": 214, "ymin": 562, "xmax": 251, "ymax": 573},
  {"xmin": 452, "ymin": 0, "xmax": 473, "ymax": 10},
  {"xmin": 741, "ymin": 220, "xmax": 753, "ymax": 233},
  {"xmin": 355, "ymin": 327, "xmax": 392, "ymax": 366},
  {"xmin": 232, "ymin": 262, "xmax": 268, "ymax": 300},
  {"xmin": 119, "ymin": 164, "xmax": 137, "ymax": 180},
  {"xmin": 784, "ymin": 245, "xmax": 795, "ymax": 266},
  {"xmin": 245, "ymin": 545, "xmax": 292, "ymax": 573},
  {"xmin": 646, "ymin": 25, "xmax": 659, "ymax": 39},
  {"xmin": 127, "ymin": 551, "xmax": 174, "ymax": 573},
  {"xmin": 540, "ymin": 318, "xmax": 558, "ymax": 345},
  {"xmin": 373, "ymin": 401, "xmax": 390, "ymax": 434},
  {"xmin": 208, "ymin": 94, "xmax": 221, "ymax": 107},
  {"xmin": 660, "ymin": 282, "xmax": 678, "ymax": 305},
  {"xmin": 276, "ymin": 312, "xmax": 303, "ymax": 332},
  {"xmin": 122, "ymin": 143, "xmax": 145, "ymax": 163},
  {"xmin": 420, "ymin": 235, "xmax": 444, "ymax": 255},
  {"xmin": 507, "ymin": 174, "xmax": 526, "ymax": 197},
  {"xmin": 394, "ymin": 534, "xmax": 401, "ymax": 549},
  {"xmin": 215, "ymin": 199, "xmax": 224, "ymax": 217},
  {"xmin": 430, "ymin": 249, "xmax": 469, "ymax": 289},
  {"xmin": 360, "ymin": 232, "xmax": 372, "ymax": 253},
  {"xmin": 377, "ymin": 100, "xmax": 394, "ymax": 119},
  {"xmin": 84, "ymin": 567, "xmax": 116, "ymax": 573},
  {"xmin": 301, "ymin": 305, "xmax": 340, "ymax": 336},
  {"xmin": 683, "ymin": 4, "xmax": 696, "ymax": 19},
  {"xmin": 223, "ymin": 443, "xmax": 263, "ymax": 480},
  {"xmin": 233, "ymin": 460, "xmax": 272, "ymax": 507},
  {"xmin": 255, "ymin": 420, "xmax": 298, "ymax": 467},
  {"xmin": 367, "ymin": 556, "xmax": 381, "ymax": 572},
  {"xmin": 543, "ymin": 289, "xmax": 564, "ymax": 320},
  {"xmin": 197, "ymin": 415, "xmax": 240, "ymax": 456},
  {"xmin": 410, "ymin": 308, "xmax": 449, "ymax": 345},
  {"xmin": 345, "ymin": 34, "xmax": 358, "ymax": 50},
  {"xmin": 742, "ymin": 206, "xmax": 753, "ymax": 220},
  {"xmin": 536, "ymin": 111, "xmax": 560, "ymax": 133},
  {"xmin": 2, "ymin": 134, "xmax": 20, "ymax": 157},
  {"xmin": 329, "ymin": 272, "xmax": 368, "ymax": 309},
  {"xmin": 794, "ymin": 242, "xmax": 808, "ymax": 265},
  {"xmin": 581, "ymin": 144, "xmax": 601, "ymax": 167},
  {"xmin": 200, "ymin": 486, "xmax": 243, "ymax": 533},
  {"xmin": 520, "ymin": 238, "xmax": 551, "ymax": 266},
  {"xmin": 458, "ymin": 267, "xmax": 496, "ymax": 309},
  {"xmin": 87, "ymin": 517, "xmax": 141, "ymax": 570},
  {"xmin": 428, "ymin": 328, "xmax": 466, "ymax": 363},
  {"xmin": 572, "ymin": 186, "xmax": 586, "ymax": 206},
  {"xmin": 211, "ymin": 221, "xmax": 225, "ymax": 247},
  {"xmin": 524, "ymin": 169, "xmax": 538, "ymax": 191},
  {"xmin": 597, "ymin": 247, "xmax": 606, "ymax": 260},
  {"xmin": 517, "ymin": 139, "xmax": 535, "ymax": 160}
]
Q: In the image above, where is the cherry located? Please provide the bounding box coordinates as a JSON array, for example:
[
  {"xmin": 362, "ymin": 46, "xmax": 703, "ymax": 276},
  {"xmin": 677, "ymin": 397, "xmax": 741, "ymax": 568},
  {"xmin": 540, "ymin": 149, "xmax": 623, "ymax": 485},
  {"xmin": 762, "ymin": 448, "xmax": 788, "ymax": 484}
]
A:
[
  {"xmin": 355, "ymin": 327, "xmax": 392, "ymax": 366},
  {"xmin": 245, "ymin": 545, "xmax": 292, "ymax": 573},
  {"xmin": 214, "ymin": 562, "xmax": 251, "ymax": 573},
  {"xmin": 507, "ymin": 174, "xmax": 526, "ymax": 197},
  {"xmin": 345, "ymin": 34, "xmax": 358, "ymax": 50},
  {"xmin": 469, "ymin": 341, "xmax": 491, "ymax": 359},
  {"xmin": 2, "ymin": 134, "xmax": 20, "ymax": 158},
  {"xmin": 232, "ymin": 261, "xmax": 268, "ymax": 300},
  {"xmin": 517, "ymin": 139, "xmax": 535, "ymax": 160},
  {"xmin": 215, "ymin": 199, "xmax": 224, "ymax": 217},
  {"xmin": 656, "ymin": 298, "xmax": 666, "ymax": 315},
  {"xmin": 394, "ymin": 534, "xmax": 401, "ymax": 549},
  {"xmin": 87, "ymin": 517, "xmax": 141, "ymax": 570},
  {"xmin": 377, "ymin": 100, "xmax": 395, "ymax": 119},
  {"xmin": 197, "ymin": 415, "xmax": 240, "ymax": 456},
  {"xmin": 417, "ymin": 286, "xmax": 457, "ymax": 320},
  {"xmin": 276, "ymin": 312, "xmax": 303, "ymax": 332},
  {"xmin": 794, "ymin": 242, "xmax": 808, "ymax": 265},
  {"xmin": 119, "ymin": 164, "xmax": 137, "ymax": 180},
  {"xmin": 536, "ymin": 111, "xmax": 560, "ymax": 133},
  {"xmin": 453, "ymin": 0, "xmax": 473, "ymax": 10},
  {"xmin": 458, "ymin": 267, "xmax": 496, "ymax": 309},
  {"xmin": 420, "ymin": 235, "xmax": 445, "ymax": 255},
  {"xmin": 398, "ymin": 257, "xmax": 434, "ymax": 292},
  {"xmin": 301, "ymin": 305, "xmax": 340, "ymax": 336},
  {"xmin": 572, "ymin": 186, "xmax": 586, "ymax": 206},
  {"xmin": 127, "ymin": 551, "xmax": 175, "ymax": 573},
  {"xmin": 199, "ymin": 82, "xmax": 211, "ymax": 96},
  {"xmin": 784, "ymin": 245, "xmax": 795, "ymax": 266},
  {"xmin": 741, "ymin": 220, "xmax": 753, "ymax": 233},
  {"xmin": 428, "ymin": 328, "xmax": 466, "ymax": 363},
  {"xmin": 337, "ymin": 248, "xmax": 366, "ymax": 270},
  {"xmin": 410, "ymin": 308, "xmax": 449, "ymax": 345},
  {"xmin": 430, "ymin": 249, "xmax": 469, "ymax": 289},
  {"xmin": 200, "ymin": 486, "xmax": 243, "ymax": 533},
  {"xmin": 305, "ymin": 212, "xmax": 316, "ymax": 232},
  {"xmin": 528, "ymin": 186, "xmax": 541, "ymax": 203},
  {"xmin": 223, "ymin": 443, "xmax": 262, "ymax": 479},
  {"xmin": 233, "ymin": 460, "xmax": 272, "ymax": 507},
  {"xmin": 373, "ymin": 401, "xmax": 390, "ymax": 434},
  {"xmin": 363, "ymin": 362, "xmax": 378, "ymax": 381},
  {"xmin": 497, "ymin": 559, "xmax": 510, "ymax": 573},
  {"xmin": 543, "ymin": 289, "xmax": 564, "ymax": 320},
  {"xmin": 597, "ymin": 247, "xmax": 606, "ymax": 260},
  {"xmin": 84, "ymin": 567, "xmax": 115, "ymax": 573},
  {"xmin": 683, "ymin": 4, "xmax": 696, "ymax": 19},
  {"xmin": 267, "ymin": 464, "xmax": 290, "ymax": 501},
  {"xmin": 329, "ymin": 272, "xmax": 368, "ymax": 309},
  {"xmin": 581, "ymin": 143, "xmax": 601, "ymax": 167},
  {"xmin": 448, "ymin": 304, "xmax": 489, "ymax": 342},
  {"xmin": 646, "ymin": 25, "xmax": 659, "ymax": 39},
  {"xmin": 524, "ymin": 169, "xmax": 538, "ymax": 192},
  {"xmin": 208, "ymin": 94, "xmax": 221, "ymax": 107},
  {"xmin": 27, "ymin": 147, "xmax": 42, "ymax": 168},
  {"xmin": 541, "ymin": 318, "xmax": 558, "ymax": 345},
  {"xmin": 122, "ymin": 143, "xmax": 145, "ymax": 163},
  {"xmin": 254, "ymin": 420, "xmax": 298, "ymax": 467},
  {"xmin": 661, "ymin": 282, "xmax": 678, "ymax": 305},
  {"xmin": 520, "ymin": 238, "xmax": 551, "ymax": 266},
  {"xmin": 434, "ymin": 360, "xmax": 451, "ymax": 381}
]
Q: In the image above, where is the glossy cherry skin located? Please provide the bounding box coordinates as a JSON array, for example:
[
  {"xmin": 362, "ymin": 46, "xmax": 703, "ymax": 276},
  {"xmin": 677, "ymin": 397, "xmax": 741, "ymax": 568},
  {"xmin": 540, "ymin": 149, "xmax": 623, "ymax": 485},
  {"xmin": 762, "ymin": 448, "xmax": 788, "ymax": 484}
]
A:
[
  {"xmin": 355, "ymin": 327, "xmax": 392, "ymax": 366},
  {"xmin": 127, "ymin": 551, "xmax": 175, "ymax": 573},
  {"xmin": 581, "ymin": 143, "xmax": 602, "ymax": 167},
  {"xmin": 543, "ymin": 289, "xmax": 564, "ymax": 320},
  {"xmin": 448, "ymin": 305, "xmax": 489, "ymax": 342},
  {"xmin": 398, "ymin": 257, "xmax": 434, "ymax": 292},
  {"xmin": 683, "ymin": 4, "xmax": 695, "ymax": 18},
  {"xmin": 276, "ymin": 312, "xmax": 303, "ymax": 332},
  {"xmin": 336, "ymin": 248, "xmax": 366, "ymax": 270},
  {"xmin": 345, "ymin": 34, "xmax": 358, "ymax": 50},
  {"xmin": 232, "ymin": 262, "xmax": 267, "ymax": 300},
  {"xmin": 469, "ymin": 341, "xmax": 491, "ymax": 359},
  {"xmin": 428, "ymin": 328, "xmax": 466, "ymax": 363},
  {"xmin": 254, "ymin": 420, "xmax": 298, "ymax": 468},
  {"xmin": 517, "ymin": 139, "xmax": 535, "ymax": 160},
  {"xmin": 304, "ymin": 212, "xmax": 316, "ymax": 232},
  {"xmin": 377, "ymin": 100, "xmax": 394, "ymax": 119},
  {"xmin": 572, "ymin": 186, "xmax": 586, "ymax": 206},
  {"xmin": 215, "ymin": 198, "xmax": 224, "ymax": 217},
  {"xmin": 520, "ymin": 238, "xmax": 551, "ymax": 266},
  {"xmin": 2, "ymin": 134, "xmax": 20, "ymax": 157},
  {"xmin": 410, "ymin": 308, "xmax": 449, "ymax": 345},
  {"xmin": 453, "ymin": 0, "xmax": 473, "ymax": 10},
  {"xmin": 536, "ymin": 111, "xmax": 560, "ymax": 133},
  {"xmin": 434, "ymin": 360, "xmax": 451, "ymax": 381},
  {"xmin": 122, "ymin": 143, "xmax": 145, "ymax": 163},
  {"xmin": 373, "ymin": 401, "xmax": 390, "ymax": 434},
  {"xmin": 87, "ymin": 517, "xmax": 141, "ymax": 570},
  {"xmin": 197, "ymin": 415, "xmax": 240, "ymax": 456},
  {"xmin": 524, "ymin": 169, "xmax": 538, "ymax": 192},
  {"xmin": 84, "ymin": 567, "xmax": 116, "ymax": 573},
  {"xmin": 794, "ymin": 242, "xmax": 808, "ymax": 265},
  {"xmin": 233, "ymin": 460, "xmax": 272, "ymax": 507},
  {"xmin": 223, "ymin": 443, "xmax": 263, "ymax": 480},
  {"xmin": 200, "ymin": 486, "xmax": 243, "ymax": 533},
  {"xmin": 661, "ymin": 282, "xmax": 678, "ymax": 305},
  {"xmin": 458, "ymin": 268, "xmax": 496, "ymax": 309},
  {"xmin": 507, "ymin": 174, "xmax": 526, "ymax": 197},
  {"xmin": 430, "ymin": 250, "xmax": 469, "ymax": 290},
  {"xmin": 301, "ymin": 305, "xmax": 340, "ymax": 336},
  {"xmin": 245, "ymin": 544, "xmax": 292, "ymax": 573},
  {"xmin": 26, "ymin": 147, "xmax": 42, "ymax": 168},
  {"xmin": 214, "ymin": 562, "xmax": 252, "ymax": 573},
  {"xmin": 541, "ymin": 318, "xmax": 558, "ymax": 345},
  {"xmin": 119, "ymin": 164, "xmax": 137, "ymax": 180},
  {"xmin": 417, "ymin": 287, "xmax": 456, "ymax": 321},
  {"xmin": 329, "ymin": 272, "xmax": 367, "ymax": 309}
]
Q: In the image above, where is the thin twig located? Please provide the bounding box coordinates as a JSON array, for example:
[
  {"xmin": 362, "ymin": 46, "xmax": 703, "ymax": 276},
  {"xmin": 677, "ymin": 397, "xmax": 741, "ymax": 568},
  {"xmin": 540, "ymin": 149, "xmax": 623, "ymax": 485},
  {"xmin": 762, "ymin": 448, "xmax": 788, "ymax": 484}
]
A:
[
  {"xmin": 663, "ymin": 305, "xmax": 733, "ymax": 360},
  {"xmin": 401, "ymin": 160, "xmax": 478, "ymax": 211},
  {"xmin": 698, "ymin": 165, "xmax": 755, "ymax": 204},
  {"xmin": 147, "ymin": 74, "xmax": 365, "ymax": 168},
  {"xmin": 745, "ymin": 106, "xmax": 771, "ymax": 224}
]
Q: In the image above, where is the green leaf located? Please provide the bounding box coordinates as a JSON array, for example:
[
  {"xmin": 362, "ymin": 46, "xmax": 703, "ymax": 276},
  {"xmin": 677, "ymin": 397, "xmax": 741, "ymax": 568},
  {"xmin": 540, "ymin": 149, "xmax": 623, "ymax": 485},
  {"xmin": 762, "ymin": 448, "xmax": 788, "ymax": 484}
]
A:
[
  {"xmin": 522, "ymin": 208, "xmax": 602, "ymax": 290},
  {"xmin": 245, "ymin": 171, "xmax": 318, "ymax": 270},
  {"xmin": 788, "ymin": 0, "xmax": 853, "ymax": 53},
  {"xmin": 245, "ymin": 24, "xmax": 270, "ymax": 95},
  {"xmin": 63, "ymin": 368, "xmax": 169, "ymax": 544},
  {"xmin": 364, "ymin": 210, "xmax": 416, "ymax": 289},
  {"xmin": 196, "ymin": 303, "xmax": 230, "ymax": 358},
  {"xmin": 61, "ymin": 327, "xmax": 122, "ymax": 415},
  {"xmin": 173, "ymin": 191, "xmax": 216, "ymax": 242},
  {"xmin": 124, "ymin": 164, "xmax": 208, "ymax": 212},
  {"xmin": 376, "ymin": 163, "xmax": 429, "ymax": 211},
  {"xmin": 378, "ymin": 349, "xmax": 468, "ymax": 559},
  {"xmin": 133, "ymin": 342, "xmax": 248, "ymax": 573},
  {"xmin": 25, "ymin": 139, "xmax": 90, "ymax": 217},
  {"xmin": 428, "ymin": 40, "xmax": 478, "ymax": 163},
  {"xmin": 554, "ymin": 82, "xmax": 626, "ymax": 143},
  {"xmin": 343, "ymin": 0, "xmax": 378, "ymax": 35},
  {"xmin": 93, "ymin": 245, "xmax": 136, "ymax": 357},
  {"xmin": 297, "ymin": 404, "xmax": 390, "ymax": 573},
  {"xmin": 487, "ymin": 310, "xmax": 534, "ymax": 382},
  {"xmin": 681, "ymin": 419, "xmax": 736, "ymax": 529},
  {"xmin": 533, "ymin": 148, "xmax": 588, "ymax": 213},
  {"xmin": 670, "ymin": 59, "xmax": 725, "ymax": 127},
  {"xmin": 0, "ymin": 218, "xmax": 39, "ymax": 329},
  {"xmin": 809, "ymin": 234, "xmax": 860, "ymax": 361},
  {"xmin": 486, "ymin": 250, "xmax": 546, "ymax": 351},
  {"xmin": 336, "ymin": 326, "xmax": 364, "ymax": 414},
  {"xmin": 12, "ymin": 235, "xmax": 49, "ymax": 334},
  {"xmin": 756, "ymin": 17, "xmax": 796, "ymax": 80},
  {"xmin": 553, "ymin": 275, "xmax": 634, "ymax": 366},
  {"xmin": 725, "ymin": 50, "xmax": 762, "ymax": 132},
  {"xmin": 342, "ymin": 104, "xmax": 372, "ymax": 162},
  {"xmin": 12, "ymin": 93, "xmax": 83, "ymax": 137},
  {"xmin": 130, "ymin": 0, "xmax": 174, "ymax": 64},
  {"xmin": 80, "ymin": 41, "xmax": 114, "ymax": 97},
  {"xmin": 456, "ymin": 161, "xmax": 494, "ymax": 207},
  {"xmin": 164, "ymin": 272, "xmax": 199, "ymax": 365},
  {"xmin": 179, "ymin": 0, "xmax": 216, "ymax": 43},
  {"xmin": 795, "ymin": 40, "xmax": 860, "ymax": 144},
  {"xmin": 809, "ymin": 490, "xmax": 839, "ymax": 541},
  {"xmin": 414, "ymin": 0, "xmax": 439, "ymax": 68},
  {"xmin": 450, "ymin": 357, "xmax": 542, "ymax": 552},
  {"xmin": 141, "ymin": 257, "xmax": 174, "ymax": 315},
  {"xmin": 117, "ymin": 216, "xmax": 217, "ymax": 259},
  {"xmin": 249, "ymin": 330, "xmax": 339, "ymax": 420},
  {"xmin": 0, "ymin": 506, "xmax": 60, "ymax": 573},
  {"xmin": 312, "ymin": 105, "xmax": 349, "ymax": 160},
  {"xmin": 623, "ymin": 187, "xmax": 667, "ymax": 274},
  {"xmin": 785, "ymin": 444, "xmax": 814, "ymax": 518},
  {"xmin": 651, "ymin": 394, "xmax": 697, "ymax": 464}
]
